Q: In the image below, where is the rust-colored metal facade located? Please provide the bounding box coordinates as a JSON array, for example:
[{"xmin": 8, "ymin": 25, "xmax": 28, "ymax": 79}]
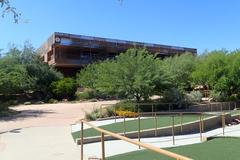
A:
[{"xmin": 38, "ymin": 32, "xmax": 197, "ymax": 76}]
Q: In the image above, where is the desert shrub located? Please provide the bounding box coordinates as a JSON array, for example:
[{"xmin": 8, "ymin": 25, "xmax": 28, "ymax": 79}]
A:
[
  {"xmin": 185, "ymin": 91, "xmax": 203, "ymax": 103},
  {"xmin": 85, "ymin": 109, "xmax": 99, "ymax": 121},
  {"xmin": 75, "ymin": 91, "xmax": 91, "ymax": 100},
  {"xmin": 113, "ymin": 101, "xmax": 135, "ymax": 112},
  {"xmin": 0, "ymin": 101, "xmax": 10, "ymax": 112},
  {"xmin": 50, "ymin": 78, "xmax": 77, "ymax": 100},
  {"xmin": 226, "ymin": 94, "xmax": 238, "ymax": 101},
  {"xmin": 85, "ymin": 107, "xmax": 115, "ymax": 121},
  {"xmin": 48, "ymin": 98, "xmax": 58, "ymax": 104},
  {"xmin": 209, "ymin": 91, "xmax": 226, "ymax": 102},
  {"xmin": 162, "ymin": 88, "xmax": 184, "ymax": 103},
  {"xmin": 105, "ymin": 107, "xmax": 115, "ymax": 117}
]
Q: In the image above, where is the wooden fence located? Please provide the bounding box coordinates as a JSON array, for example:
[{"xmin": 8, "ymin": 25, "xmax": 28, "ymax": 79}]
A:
[{"xmin": 80, "ymin": 119, "xmax": 193, "ymax": 160}]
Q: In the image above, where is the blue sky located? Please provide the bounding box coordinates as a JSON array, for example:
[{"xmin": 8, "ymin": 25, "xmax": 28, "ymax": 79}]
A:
[{"xmin": 1, "ymin": 0, "xmax": 240, "ymax": 54}]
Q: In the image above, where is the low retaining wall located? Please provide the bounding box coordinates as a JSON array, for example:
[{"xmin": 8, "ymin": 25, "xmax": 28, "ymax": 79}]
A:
[
  {"xmin": 77, "ymin": 113, "xmax": 235, "ymax": 144},
  {"xmin": 188, "ymin": 101, "xmax": 239, "ymax": 112}
]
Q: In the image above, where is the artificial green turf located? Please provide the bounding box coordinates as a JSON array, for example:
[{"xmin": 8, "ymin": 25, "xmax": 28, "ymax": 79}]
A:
[
  {"xmin": 72, "ymin": 114, "xmax": 208, "ymax": 140},
  {"xmin": 106, "ymin": 137, "xmax": 240, "ymax": 160}
]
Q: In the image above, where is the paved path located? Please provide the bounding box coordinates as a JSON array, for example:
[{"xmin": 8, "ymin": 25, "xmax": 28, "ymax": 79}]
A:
[{"xmin": 0, "ymin": 100, "xmax": 117, "ymax": 160}]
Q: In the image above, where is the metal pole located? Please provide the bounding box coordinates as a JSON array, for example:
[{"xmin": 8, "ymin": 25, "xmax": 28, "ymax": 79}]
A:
[
  {"xmin": 222, "ymin": 113, "xmax": 225, "ymax": 136},
  {"xmin": 81, "ymin": 121, "xmax": 84, "ymax": 160},
  {"xmin": 172, "ymin": 116, "xmax": 175, "ymax": 145},
  {"xmin": 155, "ymin": 111, "xmax": 157, "ymax": 136},
  {"xmin": 101, "ymin": 133, "xmax": 105, "ymax": 160},
  {"xmin": 199, "ymin": 114, "xmax": 202, "ymax": 142},
  {"xmin": 180, "ymin": 113, "xmax": 183, "ymax": 133},
  {"xmin": 123, "ymin": 115, "xmax": 126, "ymax": 136}
]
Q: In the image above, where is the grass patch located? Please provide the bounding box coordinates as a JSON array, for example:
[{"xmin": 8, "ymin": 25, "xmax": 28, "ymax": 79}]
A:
[
  {"xmin": 72, "ymin": 114, "xmax": 210, "ymax": 141},
  {"xmin": 107, "ymin": 137, "xmax": 240, "ymax": 160}
]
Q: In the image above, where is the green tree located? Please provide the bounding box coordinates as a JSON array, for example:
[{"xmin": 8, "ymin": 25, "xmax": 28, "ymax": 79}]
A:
[
  {"xmin": 191, "ymin": 50, "xmax": 228, "ymax": 92},
  {"xmin": 0, "ymin": 42, "xmax": 62, "ymax": 96},
  {"xmin": 0, "ymin": 0, "xmax": 20, "ymax": 23},
  {"xmin": 77, "ymin": 48, "xmax": 170, "ymax": 102},
  {"xmin": 223, "ymin": 50, "xmax": 240, "ymax": 96},
  {"xmin": 77, "ymin": 63, "xmax": 100, "ymax": 89},
  {"xmin": 161, "ymin": 53, "xmax": 196, "ymax": 92}
]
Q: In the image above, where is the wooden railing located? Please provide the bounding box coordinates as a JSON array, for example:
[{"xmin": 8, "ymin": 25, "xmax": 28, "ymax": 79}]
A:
[{"xmin": 80, "ymin": 119, "xmax": 193, "ymax": 160}]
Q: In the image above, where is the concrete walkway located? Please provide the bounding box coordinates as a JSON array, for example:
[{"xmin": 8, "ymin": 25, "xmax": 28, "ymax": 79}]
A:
[
  {"xmin": 0, "ymin": 100, "xmax": 117, "ymax": 160},
  {"xmin": 0, "ymin": 126, "xmax": 80, "ymax": 160}
]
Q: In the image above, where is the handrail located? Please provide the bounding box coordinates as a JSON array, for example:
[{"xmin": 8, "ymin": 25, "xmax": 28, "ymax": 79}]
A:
[{"xmin": 81, "ymin": 119, "xmax": 192, "ymax": 160}]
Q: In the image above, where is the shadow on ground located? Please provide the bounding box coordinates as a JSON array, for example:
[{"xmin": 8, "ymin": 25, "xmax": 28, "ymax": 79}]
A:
[{"xmin": 0, "ymin": 109, "xmax": 56, "ymax": 122}]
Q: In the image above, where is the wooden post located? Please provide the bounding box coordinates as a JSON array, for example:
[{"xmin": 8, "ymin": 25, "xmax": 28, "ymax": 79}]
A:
[
  {"xmin": 152, "ymin": 104, "xmax": 154, "ymax": 117},
  {"xmin": 138, "ymin": 115, "xmax": 141, "ymax": 149},
  {"xmin": 100, "ymin": 105, "xmax": 103, "ymax": 118},
  {"xmin": 201, "ymin": 113, "xmax": 204, "ymax": 132},
  {"xmin": 155, "ymin": 112, "xmax": 157, "ymax": 136},
  {"xmin": 222, "ymin": 113, "xmax": 225, "ymax": 136},
  {"xmin": 123, "ymin": 115, "xmax": 126, "ymax": 136},
  {"xmin": 234, "ymin": 102, "xmax": 237, "ymax": 110},
  {"xmin": 199, "ymin": 114, "xmax": 202, "ymax": 142},
  {"xmin": 138, "ymin": 104, "xmax": 141, "ymax": 149},
  {"xmin": 172, "ymin": 116, "xmax": 175, "ymax": 145},
  {"xmin": 114, "ymin": 106, "xmax": 117, "ymax": 123},
  {"xmin": 134, "ymin": 104, "xmax": 136, "ymax": 120},
  {"xmin": 81, "ymin": 121, "xmax": 84, "ymax": 160},
  {"xmin": 239, "ymin": 109, "xmax": 240, "ymax": 120},
  {"xmin": 180, "ymin": 113, "xmax": 183, "ymax": 133},
  {"xmin": 228, "ymin": 102, "xmax": 231, "ymax": 112},
  {"xmin": 101, "ymin": 133, "xmax": 105, "ymax": 160},
  {"xmin": 221, "ymin": 103, "xmax": 223, "ymax": 112}
]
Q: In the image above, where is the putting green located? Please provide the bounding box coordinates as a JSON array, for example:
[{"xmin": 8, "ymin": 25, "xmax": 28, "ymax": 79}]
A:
[
  {"xmin": 72, "ymin": 114, "xmax": 210, "ymax": 141},
  {"xmin": 107, "ymin": 137, "xmax": 240, "ymax": 160}
]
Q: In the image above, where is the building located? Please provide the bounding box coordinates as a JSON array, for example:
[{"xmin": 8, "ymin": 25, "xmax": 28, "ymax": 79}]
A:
[{"xmin": 38, "ymin": 32, "xmax": 197, "ymax": 76}]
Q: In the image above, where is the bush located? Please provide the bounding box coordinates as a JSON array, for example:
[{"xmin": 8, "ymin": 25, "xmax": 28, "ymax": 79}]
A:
[
  {"xmin": 85, "ymin": 109, "xmax": 99, "ymax": 121},
  {"xmin": 185, "ymin": 91, "xmax": 203, "ymax": 103},
  {"xmin": 75, "ymin": 91, "xmax": 90, "ymax": 100},
  {"xmin": 0, "ymin": 102, "xmax": 10, "ymax": 112},
  {"xmin": 209, "ymin": 91, "xmax": 226, "ymax": 102},
  {"xmin": 113, "ymin": 101, "xmax": 135, "ymax": 112},
  {"xmin": 162, "ymin": 88, "xmax": 184, "ymax": 103},
  {"xmin": 85, "ymin": 107, "xmax": 115, "ymax": 121},
  {"xmin": 50, "ymin": 78, "xmax": 77, "ymax": 100},
  {"xmin": 226, "ymin": 94, "xmax": 238, "ymax": 101},
  {"xmin": 48, "ymin": 98, "xmax": 58, "ymax": 104}
]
